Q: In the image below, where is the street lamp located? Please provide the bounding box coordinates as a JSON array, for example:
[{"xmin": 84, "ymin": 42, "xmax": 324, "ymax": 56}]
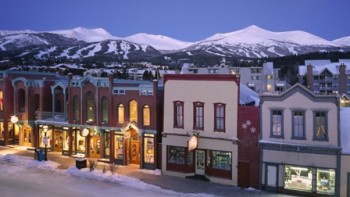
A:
[
  {"xmin": 10, "ymin": 115, "xmax": 18, "ymax": 144},
  {"xmin": 43, "ymin": 125, "xmax": 48, "ymax": 161}
]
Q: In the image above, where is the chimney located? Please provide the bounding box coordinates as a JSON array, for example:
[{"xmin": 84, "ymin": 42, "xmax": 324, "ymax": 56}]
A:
[{"xmin": 306, "ymin": 64, "xmax": 313, "ymax": 91}]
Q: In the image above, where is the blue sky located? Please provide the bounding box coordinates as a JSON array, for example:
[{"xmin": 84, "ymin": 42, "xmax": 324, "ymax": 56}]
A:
[{"xmin": 1, "ymin": 0, "xmax": 349, "ymax": 42}]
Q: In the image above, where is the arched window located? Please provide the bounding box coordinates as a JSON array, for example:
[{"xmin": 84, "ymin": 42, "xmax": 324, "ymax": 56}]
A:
[
  {"xmin": 34, "ymin": 94, "xmax": 40, "ymax": 111},
  {"xmin": 129, "ymin": 100, "xmax": 138, "ymax": 123},
  {"xmin": 86, "ymin": 92, "xmax": 95, "ymax": 122},
  {"xmin": 143, "ymin": 105, "xmax": 150, "ymax": 126},
  {"xmin": 18, "ymin": 88, "xmax": 25, "ymax": 113},
  {"xmin": 101, "ymin": 97, "xmax": 108, "ymax": 123},
  {"xmin": 118, "ymin": 104, "xmax": 124, "ymax": 124},
  {"xmin": 73, "ymin": 96, "xmax": 80, "ymax": 121}
]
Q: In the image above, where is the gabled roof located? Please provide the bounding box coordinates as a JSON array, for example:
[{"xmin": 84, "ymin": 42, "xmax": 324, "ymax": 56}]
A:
[{"xmin": 260, "ymin": 83, "xmax": 338, "ymax": 104}]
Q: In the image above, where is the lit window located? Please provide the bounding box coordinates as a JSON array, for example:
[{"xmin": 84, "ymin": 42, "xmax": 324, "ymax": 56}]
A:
[
  {"xmin": 143, "ymin": 105, "xmax": 150, "ymax": 126},
  {"xmin": 0, "ymin": 90, "xmax": 3, "ymax": 111},
  {"xmin": 86, "ymin": 92, "xmax": 95, "ymax": 122},
  {"xmin": 193, "ymin": 102, "xmax": 204, "ymax": 130},
  {"xmin": 284, "ymin": 165, "xmax": 312, "ymax": 192},
  {"xmin": 73, "ymin": 96, "xmax": 80, "ymax": 121},
  {"xmin": 214, "ymin": 103, "xmax": 225, "ymax": 132},
  {"xmin": 129, "ymin": 100, "xmax": 138, "ymax": 123},
  {"xmin": 271, "ymin": 110, "xmax": 283, "ymax": 138},
  {"xmin": 314, "ymin": 111, "xmax": 328, "ymax": 141},
  {"xmin": 316, "ymin": 168, "xmax": 335, "ymax": 195},
  {"xmin": 118, "ymin": 104, "xmax": 124, "ymax": 124},
  {"xmin": 174, "ymin": 101, "xmax": 184, "ymax": 128}
]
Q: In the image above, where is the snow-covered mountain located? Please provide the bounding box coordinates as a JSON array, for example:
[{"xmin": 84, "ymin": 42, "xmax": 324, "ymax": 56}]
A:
[
  {"xmin": 333, "ymin": 36, "xmax": 350, "ymax": 46},
  {"xmin": 180, "ymin": 25, "xmax": 344, "ymax": 58},
  {"xmin": 125, "ymin": 33, "xmax": 193, "ymax": 51},
  {"xmin": 0, "ymin": 25, "xmax": 349, "ymax": 61},
  {"xmin": 51, "ymin": 27, "xmax": 120, "ymax": 42}
]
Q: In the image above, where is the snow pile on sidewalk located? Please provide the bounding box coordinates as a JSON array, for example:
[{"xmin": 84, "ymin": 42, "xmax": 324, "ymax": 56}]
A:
[{"xmin": 0, "ymin": 154, "xmax": 216, "ymax": 197}]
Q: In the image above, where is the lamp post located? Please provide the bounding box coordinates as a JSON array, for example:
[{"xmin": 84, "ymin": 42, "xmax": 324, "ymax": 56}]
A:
[
  {"xmin": 43, "ymin": 125, "xmax": 48, "ymax": 161},
  {"xmin": 10, "ymin": 115, "xmax": 18, "ymax": 144}
]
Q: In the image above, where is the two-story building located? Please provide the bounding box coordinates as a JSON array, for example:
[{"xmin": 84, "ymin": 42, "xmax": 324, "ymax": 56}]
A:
[
  {"xmin": 259, "ymin": 83, "xmax": 341, "ymax": 196},
  {"xmin": 162, "ymin": 74, "xmax": 241, "ymax": 185}
]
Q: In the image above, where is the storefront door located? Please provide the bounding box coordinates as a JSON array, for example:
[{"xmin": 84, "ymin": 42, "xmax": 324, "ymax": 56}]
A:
[
  {"xmin": 53, "ymin": 131, "xmax": 63, "ymax": 152},
  {"xmin": 195, "ymin": 150, "xmax": 205, "ymax": 175},
  {"xmin": 266, "ymin": 164, "xmax": 278, "ymax": 192},
  {"xmin": 90, "ymin": 136, "xmax": 101, "ymax": 158},
  {"xmin": 22, "ymin": 128, "xmax": 32, "ymax": 147},
  {"xmin": 130, "ymin": 141, "xmax": 139, "ymax": 164}
]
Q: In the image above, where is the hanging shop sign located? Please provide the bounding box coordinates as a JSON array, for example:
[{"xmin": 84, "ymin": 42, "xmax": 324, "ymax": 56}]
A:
[
  {"xmin": 80, "ymin": 128, "xmax": 90, "ymax": 137},
  {"xmin": 188, "ymin": 134, "xmax": 198, "ymax": 152}
]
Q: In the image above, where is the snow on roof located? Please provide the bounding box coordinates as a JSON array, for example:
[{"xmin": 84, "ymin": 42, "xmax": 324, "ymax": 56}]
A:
[
  {"xmin": 240, "ymin": 83, "xmax": 260, "ymax": 106},
  {"xmin": 341, "ymin": 107, "xmax": 350, "ymax": 154},
  {"xmin": 299, "ymin": 62, "xmax": 350, "ymax": 75},
  {"xmin": 305, "ymin": 60, "xmax": 331, "ymax": 66}
]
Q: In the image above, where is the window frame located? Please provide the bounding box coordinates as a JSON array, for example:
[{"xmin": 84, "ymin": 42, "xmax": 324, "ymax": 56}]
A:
[
  {"xmin": 86, "ymin": 91, "xmax": 95, "ymax": 122},
  {"xmin": 214, "ymin": 103, "xmax": 226, "ymax": 132},
  {"xmin": 101, "ymin": 96, "xmax": 108, "ymax": 123},
  {"xmin": 173, "ymin": 101, "xmax": 184, "ymax": 129},
  {"xmin": 291, "ymin": 110, "xmax": 306, "ymax": 140},
  {"xmin": 193, "ymin": 102, "xmax": 204, "ymax": 130},
  {"xmin": 143, "ymin": 105, "xmax": 151, "ymax": 126},
  {"xmin": 73, "ymin": 96, "xmax": 80, "ymax": 122},
  {"xmin": 129, "ymin": 100, "xmax": 138, "ymax": 123},
  {"xmin": 270, "ymin": 109, "xmax": 284, "ymax": 138},
  {"xmin": 313, "ymin": 111, "xmax": 328, "ymax": 141},
  {"xmin": 117, "ymin": 104, "xmax": 124, "ymax": 125}
]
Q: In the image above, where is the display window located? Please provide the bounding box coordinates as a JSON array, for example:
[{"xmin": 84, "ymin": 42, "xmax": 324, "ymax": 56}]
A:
[
  {"xmin": 316, "ymin": 168, "xmax": 335, "ymax": 195},
  {"xmin": 72, "ymin": 129, "xmax": 86, "ymax": 153},
  {"xmin": 104, "ymin": 131, "xmax": 110, "ymax": 159},
  {"xmin": 284, "ymin": 165, "xmax": 312, "ymax": 192},
  {"xmin": 62, "ymin": 131, "xmax": 69, "ymax": 151},
  {"xmin": 143, "ymin": 134, "xmax": 154, "ymax": 164},
  {"xmin": 114, "ymin": 134, "xmax": 124, "ymax": 160},
  {"xmin": 0, "ymin": 122, "xmax": 4, "ymax": 143},
  {"xmin": 211, "ymin": 151, "xmax": 231, "ymax": 171},
  {"xmin": 39, "ymin": 127, "xmax": 52, "ymax": 149},
  {"xmin": 168, "ymin": 146, "xmax": 185, "ymax": 164}
]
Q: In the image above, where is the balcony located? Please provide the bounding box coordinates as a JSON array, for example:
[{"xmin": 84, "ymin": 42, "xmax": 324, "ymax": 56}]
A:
[{"xmin": 35, "ymin": 111, "xmax": 67, "ymax": 122}]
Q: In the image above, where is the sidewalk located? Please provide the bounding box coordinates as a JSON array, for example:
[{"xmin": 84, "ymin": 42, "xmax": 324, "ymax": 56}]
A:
[{"xmin": 0, "ymin": 146, "xmax": 290, "ymax": 197}]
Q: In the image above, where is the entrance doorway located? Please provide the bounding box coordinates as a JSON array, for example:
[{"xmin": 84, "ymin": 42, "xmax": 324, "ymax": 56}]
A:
[
  {"xmin": 195, "ymin": 150, "xmax": 205, "ymax": 175},
  {"xmin": 123, "ymin": 124, "xmax": 140, "ymax": 165},
  {"xmin": 130, "ymin": 141, "xmax": 139, "ymax": 164},
  {"xmin": 238, "ymin": 161, "xmax": 250, "ymax": 188},
  {"xmin": 53, "ymin": 131, "xmax": 63, "ymax": 152},
  {"xmin": 265, "ymin": 164, "xmax": 278, "ymax": 192},
  {"xmin": 89, "ymin": 136, "xmax": 101, "ymax": 158},
  {"xmin": 22, "ymin": 127, "xmax": 32, "ymax": 147}
]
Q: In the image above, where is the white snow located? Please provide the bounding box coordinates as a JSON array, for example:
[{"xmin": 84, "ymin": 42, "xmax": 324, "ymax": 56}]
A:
[
  {"xmin": 51, "ymin": 27, "xmax": 120, "ymax": 42},
  {"xmin": 240, "ymin": 84, "xmax": 260, "ymax": 106},
  {"xmin": 125, "ymin": 33, "xmax": 193, "ymax": 50},
  {"xmin": 35, "ymin": 46, "xmax": 57, "ymax": 59},
  {"xmin": 341, "ymin": 107, "xmax": 350, "ymax": 154},
  {"xmin": 333, "ymin": 36, "xmax": 350, "ymax": 46},
  {"xmin": 0, "ymin": 153, "xmax": 216, "ymax": 197},
  {"xmin": 202, "ymin": 25, "xmax": 340, "ymax": 47}
]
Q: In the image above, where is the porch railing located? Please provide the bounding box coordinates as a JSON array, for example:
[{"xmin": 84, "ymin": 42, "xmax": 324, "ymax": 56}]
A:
[{"xmin": 35, "ymin": 111, "xmax": 67, "ymax": 122}]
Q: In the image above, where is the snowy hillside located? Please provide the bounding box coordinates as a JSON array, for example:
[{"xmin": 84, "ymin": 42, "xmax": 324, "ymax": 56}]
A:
[
  {"xmin": 51, "ymin": 27, "xmax": 120, "ymax": 42},
  {"xmin": 125, "ymin": 33, "xmax": 193, "ymax": 50},
  {"xmin": 333, "ymin": 36, "xmax": 350, "ymax": 46}
]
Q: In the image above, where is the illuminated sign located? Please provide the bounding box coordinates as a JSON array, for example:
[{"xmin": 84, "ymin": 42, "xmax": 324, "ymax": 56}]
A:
[{"xmin": 187, "ymin": 135, "xmax": 198, "ymax": 152}]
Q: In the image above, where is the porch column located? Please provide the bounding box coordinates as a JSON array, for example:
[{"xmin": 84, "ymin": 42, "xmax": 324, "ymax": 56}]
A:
[{"xmin": 63, "ymin": 88, "xmax": 67, "ymax": 119}]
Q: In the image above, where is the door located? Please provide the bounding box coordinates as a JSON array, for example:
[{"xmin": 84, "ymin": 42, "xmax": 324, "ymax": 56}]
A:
[
  {"xmin": 130, "ymin": 141, "xmax": 139, "ymax": 164},
  {"xmin": 265, "ymin": 164, "xmax": 278, "ymax": 192},
  {"xmin": 22, "ymin": 128, "xmax": 32, "ymax": 147},
  {"xmin": 53, "ymin": 131, "xmax": 63, "ymax": 152},
  {"xmin": 89, "ymin": 136, "xmax": 101, "ymax": 158},
  {"xmin": 195, "ymin": 150, "xmax": 205, "ymax": 175},
  {"xmin": 238, "ymin": 161, "xmax": 250, "ymax": 188}
]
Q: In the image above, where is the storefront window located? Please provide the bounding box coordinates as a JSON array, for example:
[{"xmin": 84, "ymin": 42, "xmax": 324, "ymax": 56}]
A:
[
  {"xmin": 284, "ymin": 165, "xmax": 312, "ymax": 192},
  {"xmin": 76, "ymin": 131, "xmax": 86, "ymax": 153},
  {"xmin": 167, "ymin": 146, "xmax": 185, "ymax": 164},
  {"xmin": 211, "ymin": 151, "xmax": 231, "ymax": 171},
  {"xmin": 39, "ymin": 127, "xmax": 52, "ymax": 149},
  {"xmin": 62, "ymin": 131, "xmax": 69, "ymax": 151},
  {"xmin": 317, "ymin": 168, "xmax": 335, "ymax": 195},
  {"xmin": 104, "ymin": 131, "xmax": 110, "ymax": 159},
  {"xmin": 0, "ymin": 122, "xmax": 4, "ymax": 143},
  {"xmin": 144, "ymin": 134, "xmax": 154, "ymax": 164},
  {"xmin": 114, "ymin": 134, "xmax": 124, "ymax": 160}
]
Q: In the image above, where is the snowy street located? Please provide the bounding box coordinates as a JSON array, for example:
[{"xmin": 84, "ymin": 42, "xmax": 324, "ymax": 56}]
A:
[{"xmin": 0, "ymin": 162, "xmax": 192, "ymax": 197}]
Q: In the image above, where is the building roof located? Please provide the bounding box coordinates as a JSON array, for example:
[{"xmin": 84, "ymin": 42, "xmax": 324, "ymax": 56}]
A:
[
  {"xmin": 299, "ymin": 61, "xmax": 350, "ymax": 76},
  {"xmin": 240, "ymin": 84, "xmax": 260, "ymax": 106}
]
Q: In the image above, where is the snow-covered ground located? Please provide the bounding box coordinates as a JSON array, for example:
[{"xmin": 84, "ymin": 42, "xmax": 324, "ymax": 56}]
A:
[{"xmin": 0, "ymin": 152, "xmax": 215, "ymax": 197}]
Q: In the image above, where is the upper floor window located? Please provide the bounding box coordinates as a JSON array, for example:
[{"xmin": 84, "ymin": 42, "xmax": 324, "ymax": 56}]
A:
[
  {"xmin": 73, "ymin": 96, "xmax": 80, "ymax": 122},
  {"xmin": 129, "ymin": 100, "xmax": 138, "ymax": 123},
  {"xmin": 292, "ymin": 111, "xmax": 305, "ymax": 139},
  {"xmin": 143, "ymin": 105, "xmax": 150, "ymax": 126},
  {"xmin": 174, "ymin": 101, "xmax": 184, "ymax": 128},
  {"xmin": 193, "ymin": 102, "xmax": 204, "ymax": 130},
  {"xmin": 86, "ymin": 92, "xmax": 95, "ymax": 122},
  {"xmin": 214, "ymin": 103, "xmax": 225, "ymax": 132},
  {"xmin": 0, "ymin": 90, "xmax": 3, "ymax": 111},
  {"xmin": 314, "ymin": 111, "xmax": 328, "ymax": 141},
  {"xmin": 18, "ymin": 88, "xmax": 25, "ymax": 113},
  {"xmin": 101, "ymin": 97, "xmax": 108, "ymax": 123},
  {"xmin": 118, "ymin": 104, "xmax": 124, "ymax": 124},
  {"xmin": 271, "ymin": 109, "xmax": 283, "ymax": 138}
]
